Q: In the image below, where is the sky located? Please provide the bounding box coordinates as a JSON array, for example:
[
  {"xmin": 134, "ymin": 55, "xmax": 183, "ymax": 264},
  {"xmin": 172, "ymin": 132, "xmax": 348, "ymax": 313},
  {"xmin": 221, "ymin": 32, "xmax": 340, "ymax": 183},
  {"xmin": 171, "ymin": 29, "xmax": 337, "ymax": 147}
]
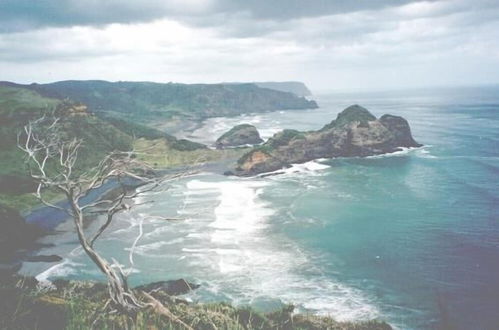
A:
[{"xmin": 1, "ymin": 0, "xmax": 499, "ymax": 92}]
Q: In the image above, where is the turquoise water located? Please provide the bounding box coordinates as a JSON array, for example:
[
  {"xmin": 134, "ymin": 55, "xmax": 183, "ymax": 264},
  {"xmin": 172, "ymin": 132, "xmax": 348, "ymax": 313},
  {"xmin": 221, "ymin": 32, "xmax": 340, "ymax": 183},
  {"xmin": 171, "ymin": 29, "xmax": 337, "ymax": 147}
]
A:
[{"xmin": 24, "ymin": 86, "xmax": 499, "ymax": 329}]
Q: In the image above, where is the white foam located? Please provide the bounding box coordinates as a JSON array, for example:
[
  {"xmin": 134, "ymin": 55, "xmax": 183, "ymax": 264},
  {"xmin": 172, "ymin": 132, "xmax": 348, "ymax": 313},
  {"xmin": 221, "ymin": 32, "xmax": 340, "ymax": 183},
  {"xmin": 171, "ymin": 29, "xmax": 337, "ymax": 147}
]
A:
[
  {"xmin": 131, "ymin": 237, "xmax": 186, "ymax": 255},
  {"xmin": 258, "ymin": 127, "xmax": 283, "ymax": 140},
  {"xmin": 30, "ymin": 172, "xmax": 381, "ymax": 324},
  {"xmin": 178, "ymin": 176, "xmax": 380, "ymax": 322},
  {"xmin": 35, "ymin": 259, "xmax": 83, "ymax": 282},
  {"xmin": 418, "ymin": 148, "xmax": 437, "ymax": 159},
  {"xmin": 258, "ymin": 160, "xmax": 331, "ymax": 178},
  {"xmin": 186, "ymin": 179, "xmax": 273, "ymax": 248}
]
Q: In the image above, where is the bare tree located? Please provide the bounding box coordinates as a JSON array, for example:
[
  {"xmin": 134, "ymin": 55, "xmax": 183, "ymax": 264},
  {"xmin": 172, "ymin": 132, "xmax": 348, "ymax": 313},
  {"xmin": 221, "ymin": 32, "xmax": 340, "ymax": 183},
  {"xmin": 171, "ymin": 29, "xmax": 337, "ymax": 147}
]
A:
[{"xmin": 17, "ymin": 115, "xmax": 190, "ymax": 320}]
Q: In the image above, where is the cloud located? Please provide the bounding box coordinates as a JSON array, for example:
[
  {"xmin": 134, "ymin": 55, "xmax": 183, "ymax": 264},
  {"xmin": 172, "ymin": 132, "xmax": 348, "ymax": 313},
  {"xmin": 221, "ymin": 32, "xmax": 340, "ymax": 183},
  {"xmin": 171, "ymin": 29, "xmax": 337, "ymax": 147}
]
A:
[
  {"xmin": 0, "ymin": 0, "xmax": 498, "ymax": 90},
  {"xmin": 0, "ymin": 0, "xmax": 215, "ymax": 33},
  {"xmin": 0, "ymin": 0, "xmax": 435, "ymax": 34}
]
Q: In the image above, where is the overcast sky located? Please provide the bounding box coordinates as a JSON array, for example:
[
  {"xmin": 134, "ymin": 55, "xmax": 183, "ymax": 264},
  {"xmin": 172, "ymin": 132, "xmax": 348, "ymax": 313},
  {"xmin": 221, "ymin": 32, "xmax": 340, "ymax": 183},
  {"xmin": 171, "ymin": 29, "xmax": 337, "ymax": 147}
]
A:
[{"xmin": 1, "ymin": 0, "xmax": 499, "ymax": 91}]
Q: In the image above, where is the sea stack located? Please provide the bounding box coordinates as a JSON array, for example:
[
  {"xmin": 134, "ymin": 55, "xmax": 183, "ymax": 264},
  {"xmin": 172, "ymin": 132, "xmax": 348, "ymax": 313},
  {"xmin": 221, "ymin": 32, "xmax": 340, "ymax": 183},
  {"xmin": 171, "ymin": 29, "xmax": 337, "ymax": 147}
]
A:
[
  {"xmin": 215, "ymin": 124, "xmax": 264, "ymax": 149},
  {"xmin": 232, "ymin": 105, "xmax": 421, "ymax": 176}
]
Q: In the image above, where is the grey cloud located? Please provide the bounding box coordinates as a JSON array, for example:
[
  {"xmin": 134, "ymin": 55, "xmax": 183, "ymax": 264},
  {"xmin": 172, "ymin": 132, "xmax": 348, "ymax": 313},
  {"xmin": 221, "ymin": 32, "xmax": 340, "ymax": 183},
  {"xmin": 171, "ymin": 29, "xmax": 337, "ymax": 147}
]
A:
[
  {"xmin": 186, "ymin": 0, "xmax": 499, "ymax": 39},
  {"xmin": 1, "ymin": 0, "xmax": 499, "ymax": 90},
  {"xmin": 0, "ymin": 0, "xmax": 433, "ymax": 33},
  {"xmin": 215, "ymin": 0, "xmax": 424, "ymax": 20},
  {"xmin": 0, "ymin": 0, "xmax": 214, "ymax": 33}
]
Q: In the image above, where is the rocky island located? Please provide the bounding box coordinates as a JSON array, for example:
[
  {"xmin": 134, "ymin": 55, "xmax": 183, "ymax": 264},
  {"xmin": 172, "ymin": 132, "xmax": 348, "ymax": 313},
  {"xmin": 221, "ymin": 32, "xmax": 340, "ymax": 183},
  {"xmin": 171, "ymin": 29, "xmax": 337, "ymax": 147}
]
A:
[
  {"xmin": 215, "ymin": 124, "xmax": 263, "ymax": 149},
  {"xmin": 232, "ymin": 105, "xmax": 421, "ymax": 176}
]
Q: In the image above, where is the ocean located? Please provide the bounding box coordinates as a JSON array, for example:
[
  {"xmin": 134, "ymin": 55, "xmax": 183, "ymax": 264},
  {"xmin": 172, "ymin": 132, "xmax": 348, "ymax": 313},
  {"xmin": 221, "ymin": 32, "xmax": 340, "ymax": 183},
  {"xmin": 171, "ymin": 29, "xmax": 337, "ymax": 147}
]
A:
[{"xmin": 23, "ymin": 86, "xmax": 499, "ymax": 329}]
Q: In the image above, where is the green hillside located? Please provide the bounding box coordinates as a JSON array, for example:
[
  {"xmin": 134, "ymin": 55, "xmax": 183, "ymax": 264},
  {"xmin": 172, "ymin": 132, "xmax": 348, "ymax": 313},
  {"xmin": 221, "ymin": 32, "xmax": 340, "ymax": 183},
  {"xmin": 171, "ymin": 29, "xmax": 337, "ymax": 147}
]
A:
[
  {"xmin": 0, "ymin": 85, "xmax": 204, "ymax": 210},
  {"xmin": 13, "ymin": 80, "xmax": 318, "ymax": 122}
]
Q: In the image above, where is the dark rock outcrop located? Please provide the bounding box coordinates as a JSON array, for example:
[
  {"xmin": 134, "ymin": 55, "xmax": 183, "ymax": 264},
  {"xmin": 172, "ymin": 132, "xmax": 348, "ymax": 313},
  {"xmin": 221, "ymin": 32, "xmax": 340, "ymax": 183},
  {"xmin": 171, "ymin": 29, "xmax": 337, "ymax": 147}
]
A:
[
  {"xmin": 215, "ymin": 124, "xmax": 263, "ymax": 149},
  {"xmin": 135, "ymin": 279, "xmax": 200, "ymax": 296},
  {"xmin": 232, "ymin": 105, "xmax": 422, "ymax": 176},
  {"xmin": 0, "ymin": 175, "xmax": 38, "ymax": 194},
  {"xmin": 24, "ymin": 255, "xmax": 63, "ymax": 263},
  {"xmin": 0, "ymin": 204, "xmax": 45, "ymax": 265}
]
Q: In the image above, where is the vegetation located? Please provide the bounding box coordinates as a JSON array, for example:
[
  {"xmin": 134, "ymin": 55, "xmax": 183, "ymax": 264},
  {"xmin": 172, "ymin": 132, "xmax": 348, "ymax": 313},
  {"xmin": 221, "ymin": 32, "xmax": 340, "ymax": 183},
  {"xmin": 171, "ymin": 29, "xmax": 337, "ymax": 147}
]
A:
[
  {"xmin": 217, "ymin": 124, "xmax": 256, "ymax": 141},
  {"xmin": 253, "ymin": 81, "xmax": 312, "ymax": 96},
  {"xmin": 215, "ymin": 124, "xmax": 263, "ymax": 149},
  {"xmin": 0, "ymin": 81, "xmax": 314, "ymax": 210},
  {"xmin": 101, "ymin": 116, "xmax": 206, "ymax": 151},
  {"xmin": 0, "ymin": 85, "xmax": 204, "ymax": 211},
  {"xmin": 14, "ymin": 80, "xmax": 318, "ymax": 121},
  {"xmin": 322, "ymin": 105, "xmax": 376, "ymax": 130},
  {"xmin": 0, "ymin": 276, "xmax": 392, "ymax": 330},
  {"xmin": 235, "ymin": 128, "xmax": 305, "ymax": 166},
  {"xmin": 265, "ymin": 129, "xmax": 306, "ymax": 149},
  {"xmin": 0, "ymin": 114, "xmax": 132, "ymax": 210}
]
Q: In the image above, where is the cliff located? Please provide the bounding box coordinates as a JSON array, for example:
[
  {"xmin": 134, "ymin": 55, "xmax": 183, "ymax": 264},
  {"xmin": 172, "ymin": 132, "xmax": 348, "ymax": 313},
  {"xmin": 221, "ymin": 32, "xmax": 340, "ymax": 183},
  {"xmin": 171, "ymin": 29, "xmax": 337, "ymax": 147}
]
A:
[
  {"xmin": 254, "ymin": 81, "xmax": 312, "ymax": 96},
  {"xmin": 232, "ymin": 105, "xmax": 421, "ymax": 176}
]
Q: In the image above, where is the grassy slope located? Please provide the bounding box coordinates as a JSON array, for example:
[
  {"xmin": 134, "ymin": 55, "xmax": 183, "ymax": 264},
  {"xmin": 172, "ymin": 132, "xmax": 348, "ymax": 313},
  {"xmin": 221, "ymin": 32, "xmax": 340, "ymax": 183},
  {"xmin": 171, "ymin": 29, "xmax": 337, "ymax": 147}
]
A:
[
  {"xmin": 0, "ymin": 86, "xmax": 63, "ymax": 210},
  {"xmin": 0, "ymin": 86, "xmax": 198, "ymax": 210},
  {"xmin": 0, "ymin": 85, "xmax": 60, "ymax": 175},
  {"xmin": 0, "ymin": 85, "xmax": 246, "ymax": 211}
]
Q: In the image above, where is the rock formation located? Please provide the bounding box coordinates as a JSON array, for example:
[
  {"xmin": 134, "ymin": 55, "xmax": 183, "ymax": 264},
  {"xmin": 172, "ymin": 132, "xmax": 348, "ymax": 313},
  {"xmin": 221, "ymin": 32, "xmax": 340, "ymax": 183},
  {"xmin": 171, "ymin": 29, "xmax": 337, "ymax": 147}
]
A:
[
  {"xmin": 232, "ymin": 105, "xmax": 421, "ymax": 176},
  {"xmin": 215, "ymin": 124, "xmax": 263, "ymax": 149},
  {"xmin": 0, "ymin": 204, "xmax": 45, "ymax": 271}
]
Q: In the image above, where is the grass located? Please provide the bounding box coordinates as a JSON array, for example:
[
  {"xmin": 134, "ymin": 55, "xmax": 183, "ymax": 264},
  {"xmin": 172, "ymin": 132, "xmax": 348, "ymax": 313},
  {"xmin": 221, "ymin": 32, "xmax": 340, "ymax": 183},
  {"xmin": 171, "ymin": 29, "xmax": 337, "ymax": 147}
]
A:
[
  {"xmin": 321, "ymin": 105, "xmax": 377, "ymax": 131},
  {"xmin": 216, "ymin": 123, "xmax": 256, "ymax": 141},
  {"xmin": 0, "ymin": 85, "xmax": 205, "ymax": 213},
  {"xmin": 265, "ymin": 129, "xmax": 305, "ymax": 149},
  {"xmin": 0, "ymin": 85, "xmax": 60, "ymax": 119},
  {"xmin": 0, "ymin": 189, "xmax": 63, "ymax": 212},
  {"xmin": 0, "ymin": 276, "xmax": 393, "ymax": 330}
]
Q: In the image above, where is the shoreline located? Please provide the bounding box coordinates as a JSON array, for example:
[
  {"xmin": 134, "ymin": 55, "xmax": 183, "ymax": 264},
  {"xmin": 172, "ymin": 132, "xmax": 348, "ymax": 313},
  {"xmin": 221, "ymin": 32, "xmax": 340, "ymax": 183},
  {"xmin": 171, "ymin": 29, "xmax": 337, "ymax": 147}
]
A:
[
  {"xmin": 11, "ymin": 158, "xmax": 237, "ymax": 273},
  {"xmin": 16, "ymin": 144, "xmax": 425, "ymax": 272}
]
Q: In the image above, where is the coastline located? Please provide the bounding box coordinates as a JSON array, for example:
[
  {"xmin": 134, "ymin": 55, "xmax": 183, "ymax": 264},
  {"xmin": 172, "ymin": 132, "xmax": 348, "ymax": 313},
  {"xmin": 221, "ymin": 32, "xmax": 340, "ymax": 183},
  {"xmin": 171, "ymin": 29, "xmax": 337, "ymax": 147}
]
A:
[
  {"xmin": 21, "ymin": 144, "xmax": 425, "ymax": 262},
  {"xmin": 12, "ymin": 158, "xmax": 238, "ymax": 272}
]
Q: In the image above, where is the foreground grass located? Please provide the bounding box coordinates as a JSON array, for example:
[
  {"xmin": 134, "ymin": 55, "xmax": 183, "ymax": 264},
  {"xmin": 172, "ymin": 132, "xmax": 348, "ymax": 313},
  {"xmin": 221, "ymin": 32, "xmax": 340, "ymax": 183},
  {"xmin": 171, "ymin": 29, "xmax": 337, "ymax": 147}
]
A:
[{"xmin": 0, "ymin": 277, "xmax": 392, "ymax": 330}]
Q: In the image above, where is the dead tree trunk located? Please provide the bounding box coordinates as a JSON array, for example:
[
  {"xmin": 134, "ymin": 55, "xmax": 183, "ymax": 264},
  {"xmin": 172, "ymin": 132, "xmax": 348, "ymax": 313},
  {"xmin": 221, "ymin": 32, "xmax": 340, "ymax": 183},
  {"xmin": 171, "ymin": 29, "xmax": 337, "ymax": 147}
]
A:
[
  {"xmin": 69, "ymin": 195, "xmax": 142, "ymax": 311},
  {"xmin": 17, "ymin": 115, "xmax": 184, "ymax": 313}
]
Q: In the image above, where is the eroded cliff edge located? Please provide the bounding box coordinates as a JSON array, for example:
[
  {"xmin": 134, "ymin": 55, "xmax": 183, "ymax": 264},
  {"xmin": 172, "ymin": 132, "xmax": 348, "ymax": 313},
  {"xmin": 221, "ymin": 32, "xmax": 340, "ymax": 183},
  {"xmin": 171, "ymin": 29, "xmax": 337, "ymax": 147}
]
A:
[{"xmin": 231, "ymin": 105, "xmax": 421, "ymax": 176}]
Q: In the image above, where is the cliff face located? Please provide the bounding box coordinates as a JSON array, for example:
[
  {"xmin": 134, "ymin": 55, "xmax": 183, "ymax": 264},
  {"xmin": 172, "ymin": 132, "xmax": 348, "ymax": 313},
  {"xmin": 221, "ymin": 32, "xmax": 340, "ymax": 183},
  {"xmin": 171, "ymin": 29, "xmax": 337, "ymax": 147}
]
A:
[
  {"xmin": 254, "ymin": 81, "xmax": 312, "ymax": 96},
  {"xmin": 215, "ymin": 124, "xmax": 263, "ymax": 149},
  {"xmin": 233, "ymin": 105, "xmax": 421, "ymax": 176}
]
